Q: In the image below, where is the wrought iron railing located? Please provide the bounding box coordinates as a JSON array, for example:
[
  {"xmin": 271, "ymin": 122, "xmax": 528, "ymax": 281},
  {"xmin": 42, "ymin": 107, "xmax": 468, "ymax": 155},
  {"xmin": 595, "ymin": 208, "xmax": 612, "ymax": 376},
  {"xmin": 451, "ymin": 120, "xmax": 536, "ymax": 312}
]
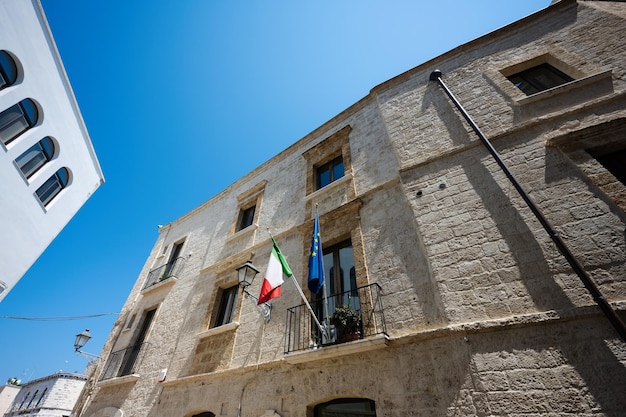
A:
[
  {"xmin": 143, "ymin": 257, "xmax": 185, "ymax": 290},
  {"xmin": 285, "ymin": 283, "xmax": 386, "ymax": 354},
  {"xmin": 99, "ymin": 342, "xmax": 150, "ymax": 381}
]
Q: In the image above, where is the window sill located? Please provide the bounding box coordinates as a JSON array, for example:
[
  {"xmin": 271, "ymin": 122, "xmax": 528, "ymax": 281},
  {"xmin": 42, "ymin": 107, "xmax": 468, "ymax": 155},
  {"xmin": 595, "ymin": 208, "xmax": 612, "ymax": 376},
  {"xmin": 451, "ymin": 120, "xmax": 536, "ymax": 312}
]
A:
[
  {"xmin": 515, "ymin": 70, "xmax": 612, "ymax": 106},
  {"xmin": 304, "ymin": 173, "xmax": 353, "ymax": 202},
  {"xmin": 140, "ymin": 277, "xmax": 177, "ymax": 296},
  {"xmin": 284, "ymin": 334, "xmax": 389, "ymax": 364},
  {"xmin": 97, "ymin": 374, "xmax": 140, "ymax": 388},
  {"xmin": 197, "ymin": 321, "xmax": 240, "ymax": 340},
  {"xmin": 227, "ymin": 224, "xmax": 257, "ymax": 242}
]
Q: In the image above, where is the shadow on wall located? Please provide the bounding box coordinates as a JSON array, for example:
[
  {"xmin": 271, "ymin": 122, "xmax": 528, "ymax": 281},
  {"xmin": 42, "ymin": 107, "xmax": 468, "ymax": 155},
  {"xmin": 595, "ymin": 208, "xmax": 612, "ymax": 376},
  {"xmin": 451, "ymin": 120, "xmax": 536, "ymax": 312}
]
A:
[{"xmin": 422, "ymin": 75, "xmax": 626, "ymax": 416}]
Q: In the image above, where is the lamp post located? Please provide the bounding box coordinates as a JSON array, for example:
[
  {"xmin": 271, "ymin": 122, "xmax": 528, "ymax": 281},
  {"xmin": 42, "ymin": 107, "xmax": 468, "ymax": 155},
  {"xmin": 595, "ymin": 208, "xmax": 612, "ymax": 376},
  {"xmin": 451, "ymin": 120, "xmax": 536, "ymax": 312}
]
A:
[
  {"xmin": 236, "ymin": 261, "xmax": 272, "ymax": 321},
  {"xmin": 74, "ymin": 329, "xmax": 101, "ymax": 362}
]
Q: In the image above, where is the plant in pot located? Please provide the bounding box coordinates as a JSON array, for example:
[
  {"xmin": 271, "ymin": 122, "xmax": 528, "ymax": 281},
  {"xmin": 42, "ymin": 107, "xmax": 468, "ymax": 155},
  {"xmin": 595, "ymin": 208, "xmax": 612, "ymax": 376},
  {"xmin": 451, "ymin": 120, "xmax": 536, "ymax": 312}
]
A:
[{"xmin": 329, "ymin": 304, "xmax": 362, "ymax": 343}]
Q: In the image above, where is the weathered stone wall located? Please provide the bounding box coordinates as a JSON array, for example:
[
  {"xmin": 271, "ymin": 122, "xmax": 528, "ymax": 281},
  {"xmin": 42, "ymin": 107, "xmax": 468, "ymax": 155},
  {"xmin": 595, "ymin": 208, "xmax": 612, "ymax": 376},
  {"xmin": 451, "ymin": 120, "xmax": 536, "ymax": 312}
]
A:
[{"xmin": 80, "ymin": 1, "xmax": 626, "ymax": 416}]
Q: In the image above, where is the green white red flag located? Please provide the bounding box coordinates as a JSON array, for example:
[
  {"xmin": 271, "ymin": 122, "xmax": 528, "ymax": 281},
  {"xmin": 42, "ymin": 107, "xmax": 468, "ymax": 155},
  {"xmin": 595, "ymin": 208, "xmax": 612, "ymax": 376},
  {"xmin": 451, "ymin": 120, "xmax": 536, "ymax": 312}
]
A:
[{"xmin": 258, "ymin": 237, "xmax": 292, "ymax": 304}]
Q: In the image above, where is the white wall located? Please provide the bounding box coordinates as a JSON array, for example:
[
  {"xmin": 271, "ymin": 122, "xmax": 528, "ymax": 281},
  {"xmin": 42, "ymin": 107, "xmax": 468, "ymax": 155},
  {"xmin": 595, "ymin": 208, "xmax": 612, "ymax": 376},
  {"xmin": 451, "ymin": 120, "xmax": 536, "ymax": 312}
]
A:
[{"xmin": 0, "ymin": 0, "xmax": 104, "ymax": 301}]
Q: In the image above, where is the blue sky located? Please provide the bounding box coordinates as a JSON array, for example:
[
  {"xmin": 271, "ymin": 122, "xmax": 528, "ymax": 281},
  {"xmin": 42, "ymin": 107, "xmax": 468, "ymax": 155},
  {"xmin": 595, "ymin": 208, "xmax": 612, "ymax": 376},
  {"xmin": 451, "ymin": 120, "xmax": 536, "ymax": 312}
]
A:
[{"xmin": 0, "ymin": 0, "xmax": 549, "ymax": 384}]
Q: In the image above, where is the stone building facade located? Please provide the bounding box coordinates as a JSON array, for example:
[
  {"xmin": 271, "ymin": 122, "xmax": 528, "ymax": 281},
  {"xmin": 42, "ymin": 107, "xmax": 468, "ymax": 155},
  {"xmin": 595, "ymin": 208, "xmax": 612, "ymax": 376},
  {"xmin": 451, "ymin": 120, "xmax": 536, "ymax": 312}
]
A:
[
  {"xmin": 77, "ymin": 1, "xmax": 626, "ymax": 416},
  {"xmin": 4, "ymin": 372, "xmax": 86, "ymax": 417}
]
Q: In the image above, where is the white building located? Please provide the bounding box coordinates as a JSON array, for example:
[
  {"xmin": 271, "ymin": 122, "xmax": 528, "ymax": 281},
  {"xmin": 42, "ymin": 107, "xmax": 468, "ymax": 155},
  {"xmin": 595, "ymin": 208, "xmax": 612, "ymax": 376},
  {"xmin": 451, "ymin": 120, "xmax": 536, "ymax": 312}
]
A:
[
  {"xmin": 0, "ymin": 0, "xmax": 104, "ymax": 301},
  {"xmin": 3, "ymin": 372, "xmax": 86, "ymax": 417},
  {"xmin": 0, "ymin": 383, "xmax": 20, "ymax": 416}
]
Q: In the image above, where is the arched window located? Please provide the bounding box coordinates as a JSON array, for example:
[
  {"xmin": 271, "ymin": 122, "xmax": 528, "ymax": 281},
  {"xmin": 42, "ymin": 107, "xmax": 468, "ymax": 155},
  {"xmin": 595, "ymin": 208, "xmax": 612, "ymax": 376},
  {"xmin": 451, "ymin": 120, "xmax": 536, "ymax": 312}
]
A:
[
  {"xmin": 36, "ymin": 167, "xmax": 69, "ymax": 207},
  {"xmin": 314, "ymin": 398, "xmax": 377, "ymax": 417},
  {"xmin": 0, "ymin": 99, "xmax": 38, "ymax": 146},
  {"xmin": 15, "ymin": 136, "xmax": 55, "ymax": 178},
  {"xmin": 0, "ymin": 50, "xmax": 18, "ymax": 90},
  {"xmin": 191, "ymin": 413, "xmax": 215, "ymax": 417}
]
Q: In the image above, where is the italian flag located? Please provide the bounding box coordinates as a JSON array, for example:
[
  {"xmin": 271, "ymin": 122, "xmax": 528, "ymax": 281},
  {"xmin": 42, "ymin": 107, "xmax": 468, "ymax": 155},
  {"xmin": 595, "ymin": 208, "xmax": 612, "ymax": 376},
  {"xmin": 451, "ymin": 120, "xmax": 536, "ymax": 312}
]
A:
[{"xmin": 258, "ymin": 237, "xmax": 292, "ymax": 304}]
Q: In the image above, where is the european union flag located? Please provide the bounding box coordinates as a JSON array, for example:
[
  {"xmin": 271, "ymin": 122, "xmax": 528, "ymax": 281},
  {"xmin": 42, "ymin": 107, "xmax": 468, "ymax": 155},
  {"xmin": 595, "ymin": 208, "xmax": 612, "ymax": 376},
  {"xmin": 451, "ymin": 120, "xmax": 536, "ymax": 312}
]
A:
[{"xmin": 307, "ymin": 212, "xmax": 324, "ymax": 294}]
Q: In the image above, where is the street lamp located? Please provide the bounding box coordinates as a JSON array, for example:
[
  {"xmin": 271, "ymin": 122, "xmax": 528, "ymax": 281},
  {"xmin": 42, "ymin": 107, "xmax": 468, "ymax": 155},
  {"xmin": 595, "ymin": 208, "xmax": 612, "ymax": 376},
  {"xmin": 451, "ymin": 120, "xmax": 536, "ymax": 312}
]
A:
[
  {"xmin": 74, "ymin": 329, "xmax": 101, "ymax": 362},
  {"xmin": 236, "ymin": 261, "xmax": 272, "ymax": 321}
]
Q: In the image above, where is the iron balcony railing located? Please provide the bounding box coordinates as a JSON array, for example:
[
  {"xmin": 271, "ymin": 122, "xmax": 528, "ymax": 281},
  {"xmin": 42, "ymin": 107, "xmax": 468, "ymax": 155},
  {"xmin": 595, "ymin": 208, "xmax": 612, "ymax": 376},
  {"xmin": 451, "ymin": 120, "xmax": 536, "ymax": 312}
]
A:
[
  {"xmin": 285, "ymin": 283, "xmax": 387, "ymax": 354},
  {"xmin": 99, "ymin": 342, "xmax": 151, "ymax": 381},
  {"xmin": 143, "ymin": 257, "xmax": 185, "ymax": 290}
]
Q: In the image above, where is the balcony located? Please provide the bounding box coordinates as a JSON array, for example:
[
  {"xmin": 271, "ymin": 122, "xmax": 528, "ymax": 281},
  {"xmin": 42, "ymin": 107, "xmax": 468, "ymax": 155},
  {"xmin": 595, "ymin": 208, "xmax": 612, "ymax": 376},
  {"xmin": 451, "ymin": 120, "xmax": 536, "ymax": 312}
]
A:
[
  {"xmin": 285, "ymin": 283, "xmax": 387, "ymax": 354},
  {"xmin": 99, "ymin": 342, "xmax": 150, "ymax": 381},
  {"xmin": 143, "ymin": 257, "xmax": 185, "ymax": 290}
]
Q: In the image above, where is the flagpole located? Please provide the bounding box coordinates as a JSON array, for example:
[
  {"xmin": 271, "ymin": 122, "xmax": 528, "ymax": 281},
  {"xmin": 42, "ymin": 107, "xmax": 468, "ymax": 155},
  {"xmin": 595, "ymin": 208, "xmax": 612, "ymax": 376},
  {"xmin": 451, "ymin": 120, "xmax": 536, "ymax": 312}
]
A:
[
  {"xmin": 267, "ymin": 229, "xmax": 329, "ymax": 341},
  {"xmin": 289, "ymin": 274, "xmax": 328, "ymax": 340},
  {"xmin": 316, "ymin": 205, "xmax": 330, "ymax": 328}
]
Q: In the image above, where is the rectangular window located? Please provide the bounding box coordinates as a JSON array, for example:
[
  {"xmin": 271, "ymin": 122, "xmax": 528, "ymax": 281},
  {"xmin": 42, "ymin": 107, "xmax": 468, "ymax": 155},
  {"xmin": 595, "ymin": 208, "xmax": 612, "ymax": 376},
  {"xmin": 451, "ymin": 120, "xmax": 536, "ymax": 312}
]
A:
[
  {"xmin": 213, "ymin": 285, "xmax": 239, "ymax": 327},
  {"xmin": 316, "ymin": 156, "xmax": 345, "ymax": 189},
  {"xmin": 237, "ymin": 205, "xmax": 256, "ymax": 231},
  {"xmin": 163, "ymin": 240, "xmax": 184, "ymax": 277},
  {"xmin": 507, "ymin": 63, "xmax": 573, "ymax": 96},
  {"xmin": 119, "ymin": 308, "xmax": 156, "ymax": 376},
  {"xmin": 588, "ymin": 148, "xmax": 626, "ymax": 186},
  {"xmin": 315, "ymin": 240, "xmax": 357, "ymax": 320}
]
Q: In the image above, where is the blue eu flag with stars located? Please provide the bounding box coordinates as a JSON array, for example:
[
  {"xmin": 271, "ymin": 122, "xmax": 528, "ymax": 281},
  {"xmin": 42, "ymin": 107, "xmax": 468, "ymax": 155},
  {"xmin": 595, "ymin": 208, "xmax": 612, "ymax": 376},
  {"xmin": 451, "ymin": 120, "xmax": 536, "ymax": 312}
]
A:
[{"xmin": 308, "ymin": 212, "xmax": 324, "ymax": 294}]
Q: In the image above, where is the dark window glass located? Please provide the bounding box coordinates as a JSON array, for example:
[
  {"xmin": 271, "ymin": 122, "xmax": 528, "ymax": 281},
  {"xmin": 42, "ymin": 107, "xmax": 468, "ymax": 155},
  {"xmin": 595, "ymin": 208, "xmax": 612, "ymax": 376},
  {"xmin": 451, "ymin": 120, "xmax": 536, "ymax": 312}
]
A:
[
  {"xmin": 119, "ymin": 308, "xmax": 156, "ymax": 376},
  {"xmin": 315, "ymin": 240, "xmax": 357, "ymax": 321},
  {"xmin": 588, "ymin": 148, "xmax": 626, "ymax": 186},
  {"xmin": 164, "ymin": 240, "xmax": 184, "ymax": 277},
  {"xmin": 508, "ymin": 63, "xmax": 573, "ymax": 96},
  {"xmin": 0, "ymin": 99, "xmax": 38, "ymax": 145},
  {"xmin": 314, "ymin": 398, "xmax": 377, "ymax": 417},
  {"xmin": 0, "ymin": 50, "xmax": 18, "ymax": 90},
  {"xmin": 213, "ymin": 285, "xmax": 238, "ymax": 327},
  {"xmin": 15, "ymin": 137, "xmax": 55, "ymax": 178},
  {"xmin": 237, "ymin": 205, "xmax": 256, "ymax": 231},
  {"xmin": 36, "ymin": 167, "xmax": 69, "ymax": 206},
  {"xmin": 35, "ymin": 388, "xmax": 47, "ymax": 407},
  {"xmin": 317, "ymin": 156, "xmax": 344, "ymax": 189}
]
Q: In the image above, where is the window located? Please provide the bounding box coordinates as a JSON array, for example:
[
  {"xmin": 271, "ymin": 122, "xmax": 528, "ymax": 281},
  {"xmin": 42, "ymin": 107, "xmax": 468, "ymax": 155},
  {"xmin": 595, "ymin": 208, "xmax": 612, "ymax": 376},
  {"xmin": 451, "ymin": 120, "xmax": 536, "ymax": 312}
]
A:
[
  {"xmin": 0, "ymin": 99, "xmax": 38, "ymax": 146},
  {"xmin": 507, "ymin": 63, "xmax": 573, "ymax": 96},
  {"xmin": 237, "ymin": 205, "xmax": 256, "ymax": 231},
  {"xmin": 36, "ymin": 167, "xmax": 69, "ymax": 206},
  {"xmin": 588, "ymin": 148, "xmax": 626, "ymax": 186},
  {"xmin": 314, "ymin": 398, "xmax": 377, "ymax": 417},
  {"xmin": 163, "ymin": 240, "xmax": 184, "ymax": 277},
  {"xmin": 27, "ymin": 390, "xmax": 38, "ymax": 408},
  {"xmin": 119, "ymin": 308, "xmax": 156, "ymax": 376},
  {"xmin": 35, "ymin": 388, "xmax": 47, "ymax": 407},
  {"xmin": 315, "ymin": 240, "xmax": 358, "ymax": 320},
  {"xmin": 0, "ymin": 50, "xmax": 18, "ymax": 90},
  {"xmin": 15, "ymin": 137, "xmax": 55, "ymax": 178},
  {"xmin": 317, "ymin": 155, "xmax": 344, "ymax": 189},
  {"xmin": 213, "ymin": 285, "xmax": 238, "ymax": 327}
]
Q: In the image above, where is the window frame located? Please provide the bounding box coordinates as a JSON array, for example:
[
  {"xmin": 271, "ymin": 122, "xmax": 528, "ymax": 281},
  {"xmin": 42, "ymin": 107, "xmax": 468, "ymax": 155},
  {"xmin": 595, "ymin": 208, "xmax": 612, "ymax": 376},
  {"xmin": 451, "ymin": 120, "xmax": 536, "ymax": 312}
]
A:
[
  {"xmin": 15, "ymin": 136, "xmax": 55, "ymax": 179},
  {"xmin": 0, "ymin": 50, "xmax": 18, "ymax": 91},
  {"xmin": 212, "ymin": 285, "xmax": 239, "ymax": 328},
  {"xmin": 316, "ymin": 155, "xmax": 345, "ymax": 190},
  {"xmin": 507, "ymin": 62, "xmax": 574, "ymax": 96},
  {"xmin": 314, "ymin": 398, "xmax": 377, "ymax": 417},
  {"xmin": 237, "ymin": 204, "xmax": 256, "ymax": 231},
  {"xmin": 36, "ymin": 167, "xmax": 69, "ymax": 207},
  {"xmin": 0, "ymin": 99, "xmax": 38, "ymax": 146}
]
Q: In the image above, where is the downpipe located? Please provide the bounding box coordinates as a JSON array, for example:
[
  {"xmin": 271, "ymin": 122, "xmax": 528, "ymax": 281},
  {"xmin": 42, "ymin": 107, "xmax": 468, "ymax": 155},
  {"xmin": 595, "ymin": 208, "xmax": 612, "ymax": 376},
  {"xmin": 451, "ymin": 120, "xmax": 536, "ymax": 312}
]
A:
[{"xmin": 429, "ymin": 70, "xmax": 626, "ymax": 343}]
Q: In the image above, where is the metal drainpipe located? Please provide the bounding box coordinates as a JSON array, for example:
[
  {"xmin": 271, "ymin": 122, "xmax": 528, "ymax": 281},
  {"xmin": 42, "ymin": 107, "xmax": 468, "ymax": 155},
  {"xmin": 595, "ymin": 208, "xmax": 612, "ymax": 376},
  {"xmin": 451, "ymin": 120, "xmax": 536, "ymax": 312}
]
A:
[{"xmin": 429, "ymin": 70, "xmax": 626, "ymax": 343}]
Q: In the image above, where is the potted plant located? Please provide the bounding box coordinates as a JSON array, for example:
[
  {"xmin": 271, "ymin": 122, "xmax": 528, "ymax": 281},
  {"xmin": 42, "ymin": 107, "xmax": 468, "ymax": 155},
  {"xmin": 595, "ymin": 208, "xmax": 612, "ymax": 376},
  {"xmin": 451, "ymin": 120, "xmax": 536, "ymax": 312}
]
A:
[{"xmin": 329, "ymin": 304, "xmax": 362, "ymax": 342}]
